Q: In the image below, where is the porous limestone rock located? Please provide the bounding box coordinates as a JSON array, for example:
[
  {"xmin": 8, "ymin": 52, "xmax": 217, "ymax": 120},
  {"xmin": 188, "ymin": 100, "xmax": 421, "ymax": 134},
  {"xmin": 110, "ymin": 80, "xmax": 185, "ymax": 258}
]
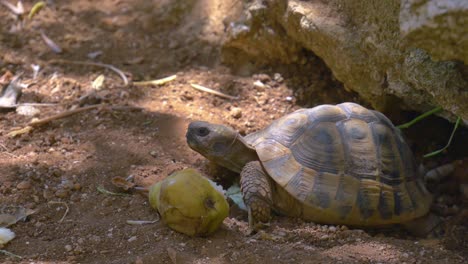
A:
[{"xmin": 222, "ymin": 0, "xmax": 468, "ymax": 123}]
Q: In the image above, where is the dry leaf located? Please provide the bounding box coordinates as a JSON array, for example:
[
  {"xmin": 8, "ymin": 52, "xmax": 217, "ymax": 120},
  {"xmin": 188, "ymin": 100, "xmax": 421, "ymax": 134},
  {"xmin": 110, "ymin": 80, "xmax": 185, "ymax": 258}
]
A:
[
  {"xmin": 166, "ymin": 247, "xmax": 177, "ymax": 264},
  {"xmin": 91, "ymin": 75, "xmax": 106, "ymax": 90},
  {"xmin": 111, "ymin": 177, "xmax": 135, "ymax": 191}
]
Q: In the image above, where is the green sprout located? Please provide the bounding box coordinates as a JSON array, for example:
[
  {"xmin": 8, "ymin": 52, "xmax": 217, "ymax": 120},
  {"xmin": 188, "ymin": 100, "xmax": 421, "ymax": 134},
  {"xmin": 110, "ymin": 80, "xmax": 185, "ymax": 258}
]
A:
[{"xmin": 396, "ymin": 106, "xmax": 461, "ymax": 158}]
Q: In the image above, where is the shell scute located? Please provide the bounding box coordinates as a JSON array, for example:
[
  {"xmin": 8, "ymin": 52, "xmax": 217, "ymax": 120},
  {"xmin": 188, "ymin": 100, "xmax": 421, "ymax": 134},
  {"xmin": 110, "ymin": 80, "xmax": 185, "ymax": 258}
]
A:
[{"xmin": 252, "ymin": 103, "xmax": 432, "ymax": 224}]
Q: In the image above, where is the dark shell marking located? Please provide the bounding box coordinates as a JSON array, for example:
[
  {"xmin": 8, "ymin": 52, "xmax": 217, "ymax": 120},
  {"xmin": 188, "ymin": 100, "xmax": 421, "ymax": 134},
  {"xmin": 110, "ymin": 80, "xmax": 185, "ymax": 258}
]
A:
[{"xmin": 251, "ymin": 102, "xmax": 432, "ymax": 225}]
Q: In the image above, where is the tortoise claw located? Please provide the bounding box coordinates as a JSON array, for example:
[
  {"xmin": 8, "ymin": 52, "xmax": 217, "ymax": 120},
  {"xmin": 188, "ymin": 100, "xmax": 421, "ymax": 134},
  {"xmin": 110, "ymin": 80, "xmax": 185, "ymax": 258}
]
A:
[{"xmin": 246, "ymin": 207, "xmax": 270, "ymax": 236}]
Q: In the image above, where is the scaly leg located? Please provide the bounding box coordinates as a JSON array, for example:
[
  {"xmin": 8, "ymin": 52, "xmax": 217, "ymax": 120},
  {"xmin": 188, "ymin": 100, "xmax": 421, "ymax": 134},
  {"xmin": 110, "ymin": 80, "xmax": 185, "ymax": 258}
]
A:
[{"xmin": 240, "ymin": 161, "xmax": 273, "ymax": 234}]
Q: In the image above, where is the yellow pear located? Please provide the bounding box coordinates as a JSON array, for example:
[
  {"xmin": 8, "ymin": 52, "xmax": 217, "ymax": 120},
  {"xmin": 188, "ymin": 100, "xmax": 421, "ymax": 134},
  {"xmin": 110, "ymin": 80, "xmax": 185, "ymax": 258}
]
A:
[{"xmin": 148, "ymin": 168, "xmax": 229, "ymax": 236}]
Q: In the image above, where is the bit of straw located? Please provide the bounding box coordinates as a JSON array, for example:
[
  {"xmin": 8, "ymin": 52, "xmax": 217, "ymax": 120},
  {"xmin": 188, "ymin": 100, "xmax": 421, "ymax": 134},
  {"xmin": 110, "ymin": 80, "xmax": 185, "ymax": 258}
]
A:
[
  {"xmin": 424, "ymin": 116, "xmax": 461, "ymax": 158},
  {"xmin": 190, "ymin": 83, "xmax": 239, "ymax": 100},
  {"xmin": 29, "ymin": 104, "xmax": 102, "ymax": 127},
  {"xmin": 40, "ymin": 30, "xmax": 62, "ymax": 53},
  {"xmin": 133, "ymin": 75, "xmax": 177, "ymax": 86},
  {"xmin": 49, "ymin": 59, "xmax": 129, "ymax": 86},
  {"xmin": 0, "ymin": 0, "xmax": 24, "ymax": 15},
  {"xmin": 28, "ymin": 1, "xmax": 45, "ymax": 19},
  {"xmin": 7, "ymin": 104, "xmax": 142, "ymax": 138},
  {"xmin": 0, "ymin": 249, "xmax": 22, "ymax": 259},
  {"xmin": 0, "ymin": 143, "xmax": 18, "ymax": 158},
  {"xmin": 397, "ymin": 106, "xmax": 443, "ymax": 129},
  {"xmin": 7, "ymin": 126, "xmax": 33, "ymax": 138},
  {"xmin": 97, "ymin": 186, "xmax": 130, "ymax": 197},
  {"xmin": 48, "ymin": 201, "xmax": 69, "ymax": 223},
  {"xmin": 126, "ymin": 219, "xmax": 159, "ymax": 225}
]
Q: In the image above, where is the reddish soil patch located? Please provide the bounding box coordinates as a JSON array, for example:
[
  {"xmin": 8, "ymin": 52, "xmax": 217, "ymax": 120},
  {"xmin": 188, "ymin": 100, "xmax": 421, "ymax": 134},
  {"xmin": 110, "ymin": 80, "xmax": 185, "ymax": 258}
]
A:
[{"xmin": 0, "ymin": 1, "xmax": 466, "ymax": 263}]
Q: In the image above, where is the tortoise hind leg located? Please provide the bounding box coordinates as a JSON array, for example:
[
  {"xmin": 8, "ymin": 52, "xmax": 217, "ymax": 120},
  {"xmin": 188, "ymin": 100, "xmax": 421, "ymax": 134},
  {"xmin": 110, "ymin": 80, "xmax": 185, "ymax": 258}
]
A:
[
  {"xmin": 403, "ymin": 213, "xmax": 444, "ymax": 237},
  {"xmin": 240, "ymin": 161, "xmax": 273, "ymax": 234}
]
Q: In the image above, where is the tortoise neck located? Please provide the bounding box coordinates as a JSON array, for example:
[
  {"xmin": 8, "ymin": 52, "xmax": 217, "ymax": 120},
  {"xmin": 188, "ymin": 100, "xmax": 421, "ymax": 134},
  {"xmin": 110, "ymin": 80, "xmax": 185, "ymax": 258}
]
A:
[{"xmin": 219, "ymin": 134, "xmax": 258, "ymax": 173}]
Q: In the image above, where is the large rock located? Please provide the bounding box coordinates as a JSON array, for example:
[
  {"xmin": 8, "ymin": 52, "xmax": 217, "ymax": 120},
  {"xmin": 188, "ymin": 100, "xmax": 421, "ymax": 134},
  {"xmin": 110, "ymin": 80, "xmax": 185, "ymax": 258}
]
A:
[
  {"xmin": 400, "ymin": 0, "xmax": 468, "ymax": 64},
  {"xmin": 222, "ymin": 0, "xmax": 468, "ymax": 123}
]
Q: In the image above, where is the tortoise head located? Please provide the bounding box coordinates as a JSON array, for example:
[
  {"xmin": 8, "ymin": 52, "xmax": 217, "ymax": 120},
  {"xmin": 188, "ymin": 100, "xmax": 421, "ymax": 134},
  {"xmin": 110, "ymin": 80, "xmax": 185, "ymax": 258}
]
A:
[{"xmin": 186, "ymin": 121, "xmax": 257, "ymax": 173}]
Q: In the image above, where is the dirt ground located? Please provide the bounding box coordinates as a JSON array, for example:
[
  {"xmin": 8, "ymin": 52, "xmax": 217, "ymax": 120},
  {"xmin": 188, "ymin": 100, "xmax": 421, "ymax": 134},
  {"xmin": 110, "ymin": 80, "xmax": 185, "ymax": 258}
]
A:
[{"xmin": 0, "ymin": 1, "xmax": 467, "ymax": 263}]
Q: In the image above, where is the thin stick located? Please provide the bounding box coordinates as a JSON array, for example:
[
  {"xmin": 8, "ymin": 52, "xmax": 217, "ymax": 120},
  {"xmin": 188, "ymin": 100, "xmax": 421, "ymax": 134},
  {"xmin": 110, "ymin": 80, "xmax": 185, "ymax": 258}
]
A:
[
  {"xmin": 0, "ymin": 249, "xmax": 22, "ymax": 259},
  {"xmin": 13, "ymin": 103, "xmax": 58, "ymax": 107},
  {"xmin": 424, "ymin": 116, "xmax": 461, "ymax": 158},
  {"xmin": 134, "ymin": 75, "xmax": 177, "ymax": 86},
  {"xmin": 126, "ymin": 219, "xmax": 159, "ymax": 225},
  {"xmin": 48, "ymin": 59, "xmax": 129, "ymax": 86},
  {"xmin": 0, "ymin": 143, "xmax": 18, "ymax": 158},
  {"xmin": 97, "ymin": 186, "xmax": 130, "ymax": 197},
  {"xmin": 397, "ymin": 106, "xmax": 443, "ymax": 129},
  {"xmin": 48, "ymin": 201, "xmax": 69, "ymax": 223},
  {"xmin": 29, "ymin": 104, "xmax": 101, "ymax": 127},
  {"xmin": 190, "ymin": 83, "xmax": 239, "ymax": 100}
]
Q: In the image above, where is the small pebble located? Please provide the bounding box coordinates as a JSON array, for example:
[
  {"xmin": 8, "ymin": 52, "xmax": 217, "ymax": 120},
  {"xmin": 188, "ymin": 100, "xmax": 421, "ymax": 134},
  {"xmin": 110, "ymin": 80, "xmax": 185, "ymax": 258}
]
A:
[
  {"xmin": 255, "ymin": 74, "xmax": 271, "ymax": 82},
  {"xmin": 73, "ymin": 183, "xmax": 82, "ymax": 191},
  {"xmin": 16, "ymin": 105, "xmax": 40, "ymax": 117},
  {"xmin": 65, "ymin": 245, "xmax": 73, "ymax": 252},
  {"xmin": 150, "ymin": 151, "xmax": 158, "ymax": 157},
  {"xmin": 55, "ymin": 189, "xmax": 69, "ymax": 198},
  {"xmin": 274, "ymin": 73, "xmax": 283, "ymax": 83},
  {"xmin": 17, "ymin": 181, "xmax": 32, "ymax": 190},
  {"xmin": 128, "ymin": 236, "xmax": 137, "ymax": 242},
  {"xmin": 253, "ymin": 80, "xmax": 266, "ymax": 88},
  {"xmin": 231, "ymin": 107, "xmax": 242, "ymax": 119},
  {"xmin": 328, "ymin": 226, "xmax": 337, "ymax": 232}
]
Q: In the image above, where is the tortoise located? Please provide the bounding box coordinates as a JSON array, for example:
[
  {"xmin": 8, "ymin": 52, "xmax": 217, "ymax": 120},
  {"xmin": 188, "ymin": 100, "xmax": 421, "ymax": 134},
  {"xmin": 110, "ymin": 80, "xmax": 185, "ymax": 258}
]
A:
[{"xmin": 186, "ymin": 102, "xmax": 445, "ymax": 235}]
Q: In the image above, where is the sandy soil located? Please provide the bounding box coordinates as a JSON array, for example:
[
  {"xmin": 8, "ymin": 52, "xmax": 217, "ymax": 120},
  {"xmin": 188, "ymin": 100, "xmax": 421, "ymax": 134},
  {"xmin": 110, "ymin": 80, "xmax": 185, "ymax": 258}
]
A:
[{"xmin": 0, "ymin": 1, "xmax": 466, "ymax": 263}]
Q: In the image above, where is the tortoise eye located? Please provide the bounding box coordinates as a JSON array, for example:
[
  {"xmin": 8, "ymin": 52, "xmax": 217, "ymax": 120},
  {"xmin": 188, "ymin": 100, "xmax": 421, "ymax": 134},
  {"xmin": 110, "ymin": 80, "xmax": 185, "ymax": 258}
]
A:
[{"xmin": 197, "ymin": 127, "xmax": 210, "ymax": 137}]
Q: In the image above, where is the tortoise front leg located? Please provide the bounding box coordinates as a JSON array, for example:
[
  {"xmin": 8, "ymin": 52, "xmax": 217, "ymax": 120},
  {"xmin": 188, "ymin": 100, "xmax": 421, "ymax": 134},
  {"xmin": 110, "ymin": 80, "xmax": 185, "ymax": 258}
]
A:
[{"xmin": 240, "ymin": 161, "xmax": 273, "ymax": 234}]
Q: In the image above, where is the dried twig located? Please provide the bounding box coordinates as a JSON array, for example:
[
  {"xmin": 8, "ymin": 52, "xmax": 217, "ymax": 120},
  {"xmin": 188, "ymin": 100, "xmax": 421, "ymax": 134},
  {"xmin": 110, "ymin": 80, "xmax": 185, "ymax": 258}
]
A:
[
  {"xmin": 0, "ymin": 142, "xmax": 18, "ymax": 158},
  {"xmin": 97, "ymin": 185, "xmax": 130, "ymax": 197},
  {"xmin": 190, "ymin": 83, "xmax": 238, "ymax": 100},
  {"xmin": 0, "ymin": 0, "xmax": 24, "ymax": 15},
  {"xmin": 13, "ymin": 103, "xmax": 58, "ymax": 107},
  {"xmin": 133, "ymin": 75, "xmax": 177, "ymax": 86},
  {"xmin": 48, "ymin": 59, "xmax": 129, "ymax": 86},
  {"xmin": 0, "ymin": 249, "xmax": 22, "ymax": 259},
  {"xmin": 126, "ymin": 219, "xmax": 159, "ymax": 225},
  {"xmin": 7, "ymin": 126, "xmax": 33, "ymax": 138},
  {"xmin": 29, "ymin": 104, "xmax": 101, "ymax": 127},
  {"xmin": 40, "ymin": 31, "xmax": 62, "ymax": 53},
  {"xmin": 7, "ymin": 104, "xmax": 143, "ymax": 137},
  {"xmin": 48, "ymin": 201, "xmax": 69, "ymax": 223}
]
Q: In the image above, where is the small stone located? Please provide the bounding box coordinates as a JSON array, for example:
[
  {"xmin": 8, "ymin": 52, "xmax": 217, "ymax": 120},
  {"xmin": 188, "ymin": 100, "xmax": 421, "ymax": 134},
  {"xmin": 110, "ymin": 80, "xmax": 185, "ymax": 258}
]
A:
[
  {"xmin": 181, "ymin": 92, "xmax": 194, "ymax": 100},
  {"xmin": 254, "ymin": 73, "xmax": 271, "ymax": 82},
  {"xmin": 328, "ymin": 226, "xmax": 337, "ymax": 232},
  {"xmin": 16, "ymin": 105, "xmax": 40, "ymax": 117},
  {"xmin": 273, "ymin": 73, "xmax": 283, "ymax": 83},
  {"xmin": 65, "ymin": 245, "xmax": 73, "ymax": 252},
  {"xmin": 73, "ymin": 183, "xmax": 82, "ymax": 191},
  {"xmin": 253, "ymin": 80, "xmax": 266, "ymax": 89},
  {"xmin": 231, "ymin": 107, "xmax": 242, "ymax": 119},
  {"xmin": 402, "ymin": 253, "xmax": 409, "ymax": 258},
  {"xmin": 17, "ymin": 181, "xmax": 32, "ymax": 190},
  {"xmin": 128, "ymin": 236, "xmax": 137, "ymax": 242},
  {"xmin": 55, "ymin": 189, "xmax": 69, "ymax": 198},
  {"xmin": 150, "ymin": 151, "xmax": 158, "ymax": 157},
  {"xmin": 101, "ymin": 197, "xmax": 113, "ymax": 207}
]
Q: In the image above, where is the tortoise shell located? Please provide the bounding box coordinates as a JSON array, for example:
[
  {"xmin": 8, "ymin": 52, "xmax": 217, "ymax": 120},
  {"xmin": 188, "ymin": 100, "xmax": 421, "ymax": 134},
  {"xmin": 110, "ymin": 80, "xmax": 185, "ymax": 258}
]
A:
[{"xmin": 245, "ymin": 102, "xmax": 432, "ymax": 225}]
